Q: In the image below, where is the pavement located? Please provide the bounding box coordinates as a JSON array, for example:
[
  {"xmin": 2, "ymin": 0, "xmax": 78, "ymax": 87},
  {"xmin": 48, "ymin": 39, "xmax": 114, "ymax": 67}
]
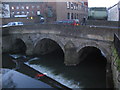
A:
[{"xmin": 88, "ymin": 25, "xmax": 120, "ymax": 29}]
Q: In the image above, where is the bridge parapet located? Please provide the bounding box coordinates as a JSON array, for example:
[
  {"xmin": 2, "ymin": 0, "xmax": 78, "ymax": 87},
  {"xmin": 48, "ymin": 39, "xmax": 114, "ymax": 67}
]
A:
[{"xmin": 2, "ymin": 24, "xmax": 118, "ymax": 42}]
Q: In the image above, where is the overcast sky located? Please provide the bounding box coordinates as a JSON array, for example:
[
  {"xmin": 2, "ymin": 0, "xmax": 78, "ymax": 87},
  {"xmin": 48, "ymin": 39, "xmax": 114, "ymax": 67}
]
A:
[{"xmin": 88, "ymin": 0, "xmax": 119, "ymax": 8}]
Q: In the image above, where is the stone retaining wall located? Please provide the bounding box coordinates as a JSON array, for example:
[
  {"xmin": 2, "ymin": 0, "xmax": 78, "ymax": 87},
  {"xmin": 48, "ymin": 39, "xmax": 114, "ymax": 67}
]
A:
[
  {"xmin": 112, "ymin": 62, "xmax": 120, "ymax": 90},
  {"xmin": 111, "ymin": 47, "xmax": 120, "ymax": 90},
  {"xmin": 87, "ymin": 20, "xmax": 119, "ymax": 27}
]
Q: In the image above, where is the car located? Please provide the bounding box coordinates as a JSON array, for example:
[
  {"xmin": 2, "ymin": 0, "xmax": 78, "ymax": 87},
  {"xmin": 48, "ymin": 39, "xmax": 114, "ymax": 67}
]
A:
[
  {"xmin": 2, "ymin": 22, "xmax": 24, "ymax": 27},
  {"xmin": 55, "ymin": 19, "xmax": 80, "ymax": 26}
]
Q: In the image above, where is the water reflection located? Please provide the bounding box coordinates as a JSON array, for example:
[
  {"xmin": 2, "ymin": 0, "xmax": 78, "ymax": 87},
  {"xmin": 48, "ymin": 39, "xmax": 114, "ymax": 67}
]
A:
[
  {"xmin": 28, "ymin": 49, "xmax": 107, "ymax": 88},
  {"xmin": 2, "ymin": 47, "xmax": 107, "ymax": 89}
]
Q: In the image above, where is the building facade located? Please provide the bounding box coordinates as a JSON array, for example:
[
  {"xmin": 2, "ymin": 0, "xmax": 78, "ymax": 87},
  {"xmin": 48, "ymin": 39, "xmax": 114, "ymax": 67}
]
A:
[
  {"xmin": 56, "ymin": 1, "xmax": 88, "ymax": 22},
  {"xmin": 1, "ymin": 2, "xmax": 45, "ymax": 18},
  {"xmin": 108, "ymin": 2, "xmax": 120, "ymax": 21},
  {"xmin": 1, "ymin": 0, "xmax": 88, "ymax": 23}
]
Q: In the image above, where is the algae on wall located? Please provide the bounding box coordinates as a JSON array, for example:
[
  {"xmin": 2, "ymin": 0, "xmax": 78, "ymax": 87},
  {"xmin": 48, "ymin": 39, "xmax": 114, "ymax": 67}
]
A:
[
  {"xmin": 112, "ymin": 46, "xmax": 120, "ymax": 90},
  {"xmin": 113, "ymin": 47, "xmax": 120, "ymax": 71}
]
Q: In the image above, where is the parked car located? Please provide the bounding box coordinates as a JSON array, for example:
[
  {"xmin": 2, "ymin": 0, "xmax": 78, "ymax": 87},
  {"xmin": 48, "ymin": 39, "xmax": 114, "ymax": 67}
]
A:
[
  {"xmin": 2, "ymin": 22, "xmax": 24, "ymax": 27},
  {"xmin": 55, "ymin": 19, "xmax": 80, "ymax": 26}
]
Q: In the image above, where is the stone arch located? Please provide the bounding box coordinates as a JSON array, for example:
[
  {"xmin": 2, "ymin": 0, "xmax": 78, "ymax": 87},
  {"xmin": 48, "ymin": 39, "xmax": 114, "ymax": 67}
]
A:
[
  {"xmin": 33, "ymin": 37, "xmax": 64, "ymax": 55},
  {"xmin": 76, "ymin": 42, "xmax": 113, "ymax": 88},
  {"xmin": 77, "ymin": 42, "xmax": 111, "ymax": 63},
  {"xmin": 64, "ymin": 40, "xmax": 75, "ymax": 49},
  {"xmin": 12, "ymin": 38, "xmax": 27, "ymax": 53}
]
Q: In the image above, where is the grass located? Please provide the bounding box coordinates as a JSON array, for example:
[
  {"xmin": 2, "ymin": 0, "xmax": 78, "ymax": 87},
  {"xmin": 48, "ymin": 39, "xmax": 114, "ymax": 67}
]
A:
[
  {"xmin": 113, "ymin": 47, "xmax": 120, "ymax": 71},
  {"xmin": 116, "ymin": 58, "xmax": 120, "ymax": 71}
]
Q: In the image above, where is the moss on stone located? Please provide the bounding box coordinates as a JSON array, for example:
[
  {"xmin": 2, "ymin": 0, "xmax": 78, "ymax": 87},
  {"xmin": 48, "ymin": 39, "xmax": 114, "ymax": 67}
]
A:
[
  {"xmin": 113, "ymin": 47, "xmax": 120, "ymax": 71},
  {"xmin": 116, "ymin": 57, "xmax": 120, "ymax": 71}
]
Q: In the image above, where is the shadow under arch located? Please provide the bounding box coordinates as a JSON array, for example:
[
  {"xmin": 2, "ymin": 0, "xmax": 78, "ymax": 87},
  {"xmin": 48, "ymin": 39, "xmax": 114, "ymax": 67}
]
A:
[
  {"xmin": 12, "ymin": 38, "xmax": 27, "ymax": 54},
  {"xmin": 77, "ymin": 42, "xmax": 111, "ymax": 63},
  {"xmin": 77, "ymin": 45, "xmax": 114, "ymax": 88},
  {"xmin": 33, "ymin": 38, "xmax": 64, "ymax": 56},
  {"xmin": 77, "ymin": 46, "xmax": 107, "ymax": 63}
]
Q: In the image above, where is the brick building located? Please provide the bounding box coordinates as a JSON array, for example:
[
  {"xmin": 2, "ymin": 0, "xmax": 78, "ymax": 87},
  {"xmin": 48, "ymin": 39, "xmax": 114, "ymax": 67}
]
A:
[
  {"xmin": 1, "ymin": 0, "xmax": 88, "ymax": 23},
  {"xmin": 55, "ymin": 1, "xmax": 88, "ymax": 22},
  {"xmin": 1, "ymin": 2, "xmax": 45, "ymax": 17}
]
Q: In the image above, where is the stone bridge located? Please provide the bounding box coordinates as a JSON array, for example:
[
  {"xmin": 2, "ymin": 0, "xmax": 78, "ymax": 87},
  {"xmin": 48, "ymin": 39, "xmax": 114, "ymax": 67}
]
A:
[{"xmin": 2, "ymin": 24, "xmax": 119, "ymax": 65}]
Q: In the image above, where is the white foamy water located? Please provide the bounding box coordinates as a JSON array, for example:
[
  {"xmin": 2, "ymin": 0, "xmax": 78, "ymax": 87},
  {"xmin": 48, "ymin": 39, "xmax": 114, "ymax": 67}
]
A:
[{"xmin": 25, "ymin": 62, "xmax": 82, "ymax": 89}]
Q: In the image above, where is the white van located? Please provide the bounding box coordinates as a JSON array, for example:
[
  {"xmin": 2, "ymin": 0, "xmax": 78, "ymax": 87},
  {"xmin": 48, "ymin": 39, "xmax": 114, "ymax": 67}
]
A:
[{"xmin": 3, "ymin": 22, "xmax": 24, "ymax": 27}]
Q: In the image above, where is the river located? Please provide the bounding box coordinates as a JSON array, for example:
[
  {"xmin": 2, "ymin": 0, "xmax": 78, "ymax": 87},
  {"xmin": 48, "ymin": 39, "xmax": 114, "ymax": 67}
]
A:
[{"xmin": 2, "ymin": 48, "xmax": 108, "ymax": 89}]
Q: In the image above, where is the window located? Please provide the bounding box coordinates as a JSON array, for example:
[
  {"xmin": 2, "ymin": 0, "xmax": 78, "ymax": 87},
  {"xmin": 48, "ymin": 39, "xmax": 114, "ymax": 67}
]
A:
[
  {"xmin": 71, "ymin": 13, "xmax": 73, "ymax": 19},
  {"xmin": 67, "ymin": 2, "xmax": 70, "ymax": 9},
  {"xmin": 16, "ymin": 6, "xmax": 19, "ymax": 9},
  {"xmin": 26, "ymin": 6, "xmax": 29, "ymax": 9},
  {"xmin": 21, "ymin": 11, "xmax": 25, "ymax": 14},
  {"xmin": 17, "ymin": 12, "xmax": 20, "ymax": 14},
  {"xmin": 32, "ymin": 6, "xmax": 35, "ymax": 9},
  {"xmin": 71, "ymin": 2, "xmax": 74, "ymax": 9},
  {"xmin": 82, "ymin": 2, "xmax": 84, "ymax": 7},
  {"xmin": 21, "ymin": 6, "xmax": 24, "ymax": 9},
  {"xmin": 27, "ymin": 12, "xmax": 29, "ymax": 14},
  {"xmin": 74, "ymin": 3, "xmax": 76, "ymax": 10},
  {"xmin": 11, "ymin": 6, "xmax": 14, "ymax": 9},
  {"xmin": 37, "ymin": 10, "xmax": 40, "ymax": 15},
  {"xmin": 67, "ymin": 13, "xmax": 70, "ymax": 19}
]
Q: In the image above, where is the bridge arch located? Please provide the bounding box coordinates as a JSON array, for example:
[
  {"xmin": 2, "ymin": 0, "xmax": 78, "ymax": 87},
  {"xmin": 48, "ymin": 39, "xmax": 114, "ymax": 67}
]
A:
[
  {"xmin": 12, "ymin": 38, "xmax": 27, "ymax": 54},
  {"xmin": 77, "ymin": 42, "xmax": 111, "ymax": 63},
  {"xmin": 33, "ymin": 37, "xmax": 64, "ymax": 55}
]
